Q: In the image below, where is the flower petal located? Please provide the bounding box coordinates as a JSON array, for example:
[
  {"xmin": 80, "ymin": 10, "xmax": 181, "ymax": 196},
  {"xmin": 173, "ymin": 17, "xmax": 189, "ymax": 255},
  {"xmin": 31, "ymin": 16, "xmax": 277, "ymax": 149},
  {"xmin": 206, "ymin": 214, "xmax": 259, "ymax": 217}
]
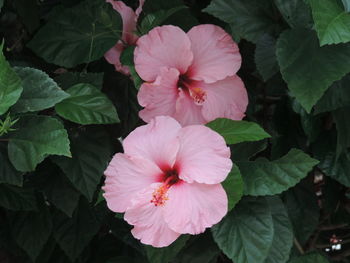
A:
[
  {"xmin": 125, "ymin": 184, "xmax": 181, "ymax": 247},
  {"xmin": 103, "ymin": 154, "xmax": 161, "ymax": 213},
  {"xmin": 138, "ymin": 68, "xmax": 179, "ymax": 123},
  {"xmin": 135, "ymin": 0, "xmax": 145, "ymax": 17},
  {"xmin": 104, "ymin": 42, "xmax": 130, "ymax": 75},
  {"xmin": 175, "ymin": 125, "xmax": 232, "ymax": 184},
  {"xmin": 164, "ymin": 182, "xmax": 228, "ymax": 234},
  {"xmin": 201, "ymin": 75, "xmax": 248, "ymax": 122},
  {"xmin": 174, "ymin": 89, "xmax": 206, "ymax": 126},
  {"xmin": 134, "ymin": 25, "xmax": 193, "ymax": 82},
  {"xmin": 123, "ymin": 116, "xmax": 181, "ymax": 168},
  {"xmin": 187, "ymin": 24, "xmax": 241, "ymax": 83},
  {"xmin": 106, "ymin": 0, "xmax": 138, "ymax": 44}
]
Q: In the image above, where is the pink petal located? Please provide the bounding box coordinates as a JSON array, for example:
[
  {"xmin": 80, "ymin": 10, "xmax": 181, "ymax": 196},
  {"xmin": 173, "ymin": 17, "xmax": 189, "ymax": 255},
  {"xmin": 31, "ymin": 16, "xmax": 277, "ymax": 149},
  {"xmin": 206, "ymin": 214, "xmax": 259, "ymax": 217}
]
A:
[
  {"xmin": 103, "ymin": 154, "xmax": 161, "ymax": 213},
  {"xmin": 175, "ymin": 125, "xmax": 232, "ymax": 184},
  {"xmin": 106, "ymin": 0, "xmax": 138, "ymax": 44},
  {"xmin": 135, "ymin": 0, "xmax": 145, "ymax": 17},
  {"xmin": 123, "ymin": 116, "xmax": 181, "ymax": 168},
  {"xmin": 134, "ymin": 25, "xmax": 193, "ymax": 82},
  {"xmin": 104, "ymin": 42, "xmax": 130, "ymax": 75},
  {"xmin": 138, "ymin": 68, "xmax": 180, "ymax": 123},
  {"xmin": 186, "ymin": 24, "xmax": 241, "ymax": 83},
  {"xmin": 125, "ymin": 184, "xmax": 181, "ymax": 247},
  {"xmin": 174, "ymin": 89, "xmax": 206, "ymax": 126},
  {"xmin": 201, "ymin": 75, "xmax": 248, "ymax": 122},
  {"xmin": 164, "ymin": 182, "xmax": 228, "ymax": 234}
]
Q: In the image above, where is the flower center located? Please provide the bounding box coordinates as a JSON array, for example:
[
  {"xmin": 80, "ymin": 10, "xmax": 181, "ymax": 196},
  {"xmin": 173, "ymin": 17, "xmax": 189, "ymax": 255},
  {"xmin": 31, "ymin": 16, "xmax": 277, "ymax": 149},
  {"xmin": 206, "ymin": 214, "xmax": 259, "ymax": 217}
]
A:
[
  {"xmin": 150, "ymin": 168, "xmax": 181, "ymax": 207},
  {"xmin": 177, "ymin": 74, "xmax": 207, "ymax": 105}
]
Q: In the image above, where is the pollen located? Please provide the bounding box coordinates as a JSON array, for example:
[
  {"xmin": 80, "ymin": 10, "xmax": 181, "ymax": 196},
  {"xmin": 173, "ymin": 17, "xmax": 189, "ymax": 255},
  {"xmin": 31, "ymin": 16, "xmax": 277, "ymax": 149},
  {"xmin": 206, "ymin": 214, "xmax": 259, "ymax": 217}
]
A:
[
  {"xmin": 150, "ymin": 184, "xmax": 169, "ymax": 206},
  {"xmin": 190, "ymin": 87, "xmax": 207, "ymax": 105}
]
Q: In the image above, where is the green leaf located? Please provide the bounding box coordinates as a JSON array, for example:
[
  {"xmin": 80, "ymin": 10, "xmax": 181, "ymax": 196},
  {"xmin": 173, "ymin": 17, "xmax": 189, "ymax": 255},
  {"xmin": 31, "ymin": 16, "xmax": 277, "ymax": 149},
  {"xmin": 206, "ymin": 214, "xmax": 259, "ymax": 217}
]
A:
[
  {"xmin": 342, "ymin": 0, "xmax": 350, "ymax": 11},
  {"xmin": 288, "ymin": 253, "xmax": 329, "ymax": 263},
  {"xmin": 0, "ymin": 144, "xmax": 22, "ymax": 186},
  {"xmin": 318, "ymin": 152, "xmax": 350, "ymax": 187},
  {"xmin": 53, "ymin": 198, "xmax": 100, "ymax": 261},
  {"xmin": 276, "ymin": 28, "xmax": 350, "ymax": 112},
  {"xmin": 0, "ymin": 0, "xmax": 3, "ymax": 11},
  {"xmin": 27, "ymin": 0, "xmax": 122, "ymax": 67},
  {"xmin": 238, "ymin": 149, "xmax": 318, "ymax": 196},
  {"xmin": 273, "ymin": 0, "xmax": 312, "ymax": 28},
  {"xmin": 12, "ymin": 205, "xmax": 52, "ymax": 261},
  {"xmin": 145, "ymin": 235, "xmax": 189, "ymax": 263},
  {"xmin": 255, "ymin": 34, "xmax": 279, "ymax": 81},
  {"xmin": 283, "ymin": 179, "xmax": 320, "ymax": 245},
  {"xmin": 206, "ymin": 118, "xmax": 270, "ymax": 145},
  {"xmin": 309, "ymin": 0, "xmax": 350, "ymax": 45},
  {"xmin": 8, "ymin": 115, "xmax": 71, "ymax": 172},
  {"xmin": 0, "ymin": 43, "xmax": 23, "ymax": 115},
  {"xmin": 54, "ymin": 72, "xmax": 104, "ymax": 90},
  {"xmin": 333, "ymin": 106, "xmax": 350, "ymax": 157},
  {"xmin": 120, "ymin": 46, "xmax": 142, "ymax": 90},
  {"xmin": 223, "ymin": 164, "xmax": 244, "ymax": 211},
  {"xmin": 139, "ymin": 6, "xmax": 187, "ymax": 35},
  {"xmin": 231, "ymin": 140, "xmax": 268, "ymax": 161},
  {"xmin": 0, "ymin": 184, "xmax": 37, "ymax": 211},
  {"xmin": 314, "ymin": 75, "xmax": 350, "ymax": 114},
  {"xmin": 212, "ymin": 197, "xmax": 274, "ymax": 263},
  {"xmin": 264, "ymin": 197, "xmax": 293, "ymax": 263},
  {"xmin": 11, "ymin": 67, "xmax": 69, "ymax": 113},
  {"xmin": 204, "ymin": 0, "xmax": 279, "ymax": 43},
  {"xmin": 52, "ymin": 127, "xmax": 113, "ymax": 201},
  {"xmin": 55, "ymin": 83, "xmax": 119, "ymax": 125}
]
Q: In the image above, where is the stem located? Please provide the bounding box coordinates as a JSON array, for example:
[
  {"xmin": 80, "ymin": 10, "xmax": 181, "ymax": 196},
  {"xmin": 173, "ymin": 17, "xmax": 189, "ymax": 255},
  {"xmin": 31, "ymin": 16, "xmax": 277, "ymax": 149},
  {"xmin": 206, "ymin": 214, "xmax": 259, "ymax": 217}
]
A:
[{"xmin": 294, "ymin": 238, "xmax": 305, "ymax": 255}]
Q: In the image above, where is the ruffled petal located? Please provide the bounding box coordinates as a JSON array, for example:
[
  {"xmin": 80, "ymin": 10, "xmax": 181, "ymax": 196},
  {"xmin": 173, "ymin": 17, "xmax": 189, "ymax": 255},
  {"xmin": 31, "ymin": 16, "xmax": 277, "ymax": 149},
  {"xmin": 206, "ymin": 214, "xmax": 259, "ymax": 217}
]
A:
[
  {"xmin": 138, "ymin": 68, "xmax": 179, "ymax": 123},
  {"xmin": 106, "ymin": 0, "xmax": 138, "ymax": 44},
  {"xmin": 174, "ymin": 89, "xmax": 206, "ymax": 126},
  {"xmin": 186, "ymin": 24, "xmax": 241, "ymax": 83},
  {"xmin": 123, "ymin": 116, "xmax": 181, "ymax": 168},
  {"xmin": 125, "ymin": 184, "xmax": 181, "ymax": 247},
  {"xmin": 201, "ymin": 75, "xmax": 248, "ymax": 122},
  {"xmin": 134, "ymin": 25, "xmax": 193, "ymax": 82},
  {"xmin": 135, "ymin": 0, "xmax": 145, "ymax": 17},
  {"xmin": 104, "ymin": 42, "xmax": 130, "ymax": 75},
  {"xmin": 175, "ymin": 125, "xmax": 232, "ymax": 184},
  {"xmin": 103, "ymin": 154, "xmax": 161, "ymax": 213},
  {"xmin": 164, "ymin": 182, "xmax": 228, "ymax": 234}
]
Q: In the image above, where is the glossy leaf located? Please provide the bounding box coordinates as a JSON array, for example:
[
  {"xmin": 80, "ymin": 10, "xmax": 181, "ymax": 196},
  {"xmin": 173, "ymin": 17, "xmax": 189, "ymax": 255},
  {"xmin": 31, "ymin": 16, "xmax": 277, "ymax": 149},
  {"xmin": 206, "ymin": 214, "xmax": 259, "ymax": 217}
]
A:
[
  {"xmin": 223, "ymin": 164, "xmax": 244, "ymax": 211},
  {"xmin": 8, "ymin": 115, "xmax": 71, "ymax": 172},
  {"xmin": 255, "ymin": 34, "xmax": 279, "ymax": 81},
  {"xmin": 273, "ymin": 0, "xmax": 312, "ymax": 28},
  {"xmin": 0, "ymin": 144, "xmax": 22, "ymax": 186}
]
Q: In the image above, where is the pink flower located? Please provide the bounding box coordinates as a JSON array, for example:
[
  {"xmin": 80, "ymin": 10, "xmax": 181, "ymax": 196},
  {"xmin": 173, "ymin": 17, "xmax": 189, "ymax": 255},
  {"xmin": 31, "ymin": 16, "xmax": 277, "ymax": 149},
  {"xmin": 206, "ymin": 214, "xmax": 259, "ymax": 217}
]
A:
[
  {"xmin": 104, "ymin": 0, "xmax": 144, "ymax": 74},
  {"xmin": 135, "ymin": 25, "xmax": 248, "ymax": 126},
  {"xmin": 103, "ymin": 116, "xmax": 232, "ymax": 247}
]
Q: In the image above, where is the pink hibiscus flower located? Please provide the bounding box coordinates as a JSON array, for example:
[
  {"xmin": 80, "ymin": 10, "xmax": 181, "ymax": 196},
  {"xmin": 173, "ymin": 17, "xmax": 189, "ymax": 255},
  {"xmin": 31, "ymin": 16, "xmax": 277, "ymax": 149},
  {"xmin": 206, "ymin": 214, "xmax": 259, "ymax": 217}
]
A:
[
  {"xmin": 103, "ymin": 116, "xmax": 232, "ymax": 247},
  {"xmin": 104, "ymin": 0, "xmax": 144, "ymax": 74},
  {"xmin": 135, "ymin": 24, "xmax": 248, "ymax": 126}
]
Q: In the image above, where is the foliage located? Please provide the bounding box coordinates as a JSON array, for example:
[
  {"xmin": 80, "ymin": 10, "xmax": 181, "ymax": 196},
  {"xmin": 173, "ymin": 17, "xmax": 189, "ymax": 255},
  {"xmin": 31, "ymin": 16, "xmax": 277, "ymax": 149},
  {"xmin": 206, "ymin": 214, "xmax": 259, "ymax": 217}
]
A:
[{"xmin": 0, "ymin": 0, "xmax": 349, "ymax": 262}]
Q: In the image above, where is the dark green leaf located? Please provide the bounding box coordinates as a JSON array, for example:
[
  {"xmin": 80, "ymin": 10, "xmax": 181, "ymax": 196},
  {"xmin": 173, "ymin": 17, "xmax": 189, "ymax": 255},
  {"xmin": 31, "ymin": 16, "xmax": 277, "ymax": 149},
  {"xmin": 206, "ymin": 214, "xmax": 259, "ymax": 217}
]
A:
[
  {"xmin": 55, "ymin": 83, "xmax": 119, "ymax": 124},
  {"xmin": 0, "ymin": 0, "xmax": 3, "ymax": 11},
  {"xmin": 145, "ymin": 235, "xmax": 189, "ymax": 263},
  {"xmin": 288, "ymin": 253, "xmax": 329, "ymax": 263},
  {"xmin": 314, "ymin": 75, "xmax": 350, "ymax": 114},
  {"xmin": 52, "ymin": 127, "xmax": 113, "ymax": 201},
  {"xmin": 264, "ymin": 197, "xmax": 293, "ymax": 263},
  {"xmin": 120, "ymin": 46, "xmax": 142, "ymax": 90},
  {"xmin": 54, "ymin": 72, "xmax": 104, "ymax": 90},
  {"xmin": 0, "ymin": 144, "xmax": 22, "ymax": 186},
  {"xmin": 0, "ymin": 42, "xmax": 23, "ymax": 115},
  {"xmin": 206, "ymin": 118, "xmax": 270, "ymax": 145},
  {"xmin": 204, "ymin": 0, "xmax": 279, "ymax": 43},
  {"xmin": 342, "ymin": 0, "xmax": 350, "ymax": 11},
  {"xmin": 12, "ymin": 205, "xmax": 52, "ymax": 261},
  {"xmin": 255, "ymin": 34, "xmax": 279, "ymax": 81},
  {"xmin": 273, "ymin": 0, "xmax": 312, "ymax": 28},
  {"xmin": 53, "ymin": 198, "xmax": 100, "ymax": 261},
  {"xmin": 333, "ymin": 106, "xmax": 350, "ymax": 157},
  {"xmin": 212, "ymin": 197, "xmax": 274, "ymax": 263},
  {"xmin": 223, "ymin": 164, "xmax": 243, "ymax": 211},
  {"xmin": 276, "ymin": 28, "xmax": 350, "ymax": 112},
  {"xmin": 8, "ymin": 115, "xmax": 71, "ymax": 172},
  {"xmin": 283, "ymin": 179, "xmax": 320, "ymax": 245},
  {"xmin": 309, "ymin": 0, "xmax": 350, "ymax": 45},
  {"xmin": 231, "ymin": 140, "xmax": 268, "ymax": 161},
  {"xmin": 237, "ymin": 149, "xmax": 318, "ymax": 196},
  {"xmin": 13, "ymin": 0, "xmax": 39, "ymax": 33},
  {"xmin": 0, "ymin": 184, "xmax": 37, "ymax": 211},
  {"xmin": 12, "ymin": 67, "xmax": 69, "ymax": 113},
  {"xmin": 27, "ymin": 0, "xmax": 122, "ymax": 67}
]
